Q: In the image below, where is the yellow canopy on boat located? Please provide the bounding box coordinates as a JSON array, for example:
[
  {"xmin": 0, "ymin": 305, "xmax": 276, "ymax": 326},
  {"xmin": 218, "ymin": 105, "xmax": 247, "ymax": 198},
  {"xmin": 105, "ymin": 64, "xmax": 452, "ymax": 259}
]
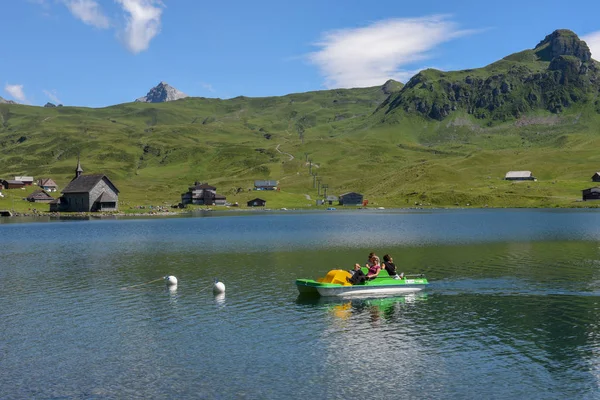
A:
[{"xmin": 317, "ymin": 269, "xmax": 352, "ymax": 286}]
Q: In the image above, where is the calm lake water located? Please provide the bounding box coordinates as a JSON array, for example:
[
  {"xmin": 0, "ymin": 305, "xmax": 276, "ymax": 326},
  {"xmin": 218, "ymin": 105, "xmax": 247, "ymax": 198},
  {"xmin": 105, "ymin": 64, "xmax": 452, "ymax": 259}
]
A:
[{"xmin": 3, "ymin": 209, "xmax": 600, "ymax": 399}]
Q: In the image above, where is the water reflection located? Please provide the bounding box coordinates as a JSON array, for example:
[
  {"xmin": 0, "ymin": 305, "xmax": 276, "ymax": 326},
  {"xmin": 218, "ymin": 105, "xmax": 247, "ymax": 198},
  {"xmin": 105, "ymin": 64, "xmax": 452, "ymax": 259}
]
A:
[
  {"xmin": 214, "ymin": 293, "xmax": 226, "ymax": 306},
  {"xmin": 167, "ymin": 285, "xmax": 178, "ymax": 306},
  {"xmin": 296, "ymin": 293, "xmax": 429, "ymax": 324}
]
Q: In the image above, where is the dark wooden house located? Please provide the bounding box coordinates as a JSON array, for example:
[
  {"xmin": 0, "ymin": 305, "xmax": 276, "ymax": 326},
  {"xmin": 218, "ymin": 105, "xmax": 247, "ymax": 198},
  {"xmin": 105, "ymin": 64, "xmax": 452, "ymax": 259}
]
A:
[
  {"xmin": 592, "ymin": 172, "xmax": 600, "ymax": 182},
  {"xmin": 181, "ymin": 182, "xmax": 227, "ymax": 205},
  {"xmin": 27, "ymin": 190, "xmax": 54, "ymax": 203},
  {"xmin": 247, "ymin": 198, "xmax": 266, "ymax": 207},
  {"xmin": 583, "ymin": 187, "xmax": 600, "ymax": 201},
  {"xmin": 50, "ymin": 160, "xmax": 119, "ymax": 212},
  {"xmin": 2, "ymin": 180, "xmax": 25, "ymax": 189},
  {"xmin": 14, "ymin": 176, "xmax": 34, "ymax": 186},
  {"xmin": 339, "ymin": 192, "xmax": 363, "ymax": 206}
]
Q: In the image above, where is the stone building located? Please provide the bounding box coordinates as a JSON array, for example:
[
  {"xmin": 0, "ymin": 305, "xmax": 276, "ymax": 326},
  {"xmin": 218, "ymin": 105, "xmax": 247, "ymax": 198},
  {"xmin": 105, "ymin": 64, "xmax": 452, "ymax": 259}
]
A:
[{"xmin": 50, "ymin": 160, "xmax": 119, "ymax": 212}]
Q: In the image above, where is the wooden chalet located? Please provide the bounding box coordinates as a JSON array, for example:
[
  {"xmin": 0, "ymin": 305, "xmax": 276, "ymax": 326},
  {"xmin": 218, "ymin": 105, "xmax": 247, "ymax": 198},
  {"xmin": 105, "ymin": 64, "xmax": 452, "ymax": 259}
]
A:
[
  {"xmin": 247, "ymin": 198, "xmax": 266, "ymax": 207},
  {"xmin": 50, "ymin": 160, "xmax": 119, "ymax": 212},
  {"xmin": 505, "ymin": 171, "xmax": 536, "ymax": 181},
  {"xmin": 27, "ymin": 190, "xmax": 54, "ymax": 203},
  {"xmin": 2, "ymin": 180, "xmax": 25, "ymax": 189},
  {"xmin": 339, "ymin": 192, "xmax": 363, "ymax": 206},
  {"xmin": 592, "ymin": 172, "xmax": 600, "ymax": 182},
  {"xmin": 254, "ymin": 180, "xmax": 278, "ymax": 190},
  {"xmin": 583, "ymin": 187, "xmax": 600, "ymax": 201},
  {"xmin": 14, "ymin": 176, "xmax": 34, "ymax": 186},
  {"xmin": 38, "ymin": 178, "xmax": 58, "ymax": 192},
  {"xmin": 181, "ymin": 182, "xmax": 227, "ymax": 206}
]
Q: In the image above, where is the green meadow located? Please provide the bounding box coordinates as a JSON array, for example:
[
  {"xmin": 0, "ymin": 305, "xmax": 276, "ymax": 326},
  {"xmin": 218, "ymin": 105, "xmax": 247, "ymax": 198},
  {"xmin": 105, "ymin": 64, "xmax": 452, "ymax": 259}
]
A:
[{"xmin": 2, "ymin": 77, "xmax": 600, "ymax": 212}]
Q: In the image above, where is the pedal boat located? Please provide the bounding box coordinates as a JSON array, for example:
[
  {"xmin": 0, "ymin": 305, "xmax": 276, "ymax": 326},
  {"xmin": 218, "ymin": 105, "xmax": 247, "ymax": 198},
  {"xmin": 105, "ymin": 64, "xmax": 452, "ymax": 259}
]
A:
[{"xmin": 295, "ymin": 268, "xmax": 428, "ymax": 297}]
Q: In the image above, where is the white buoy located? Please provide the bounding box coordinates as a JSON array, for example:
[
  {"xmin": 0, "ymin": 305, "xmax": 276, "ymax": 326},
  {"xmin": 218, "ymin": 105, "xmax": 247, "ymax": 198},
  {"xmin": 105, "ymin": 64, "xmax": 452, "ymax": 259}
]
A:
[
  {"xmin": 213, "ymin": 279, "xmax": 225, "ymax": 294},
  {"xmin": 164, "ymin": 275, "xmax": 178, "ymax": 286}
]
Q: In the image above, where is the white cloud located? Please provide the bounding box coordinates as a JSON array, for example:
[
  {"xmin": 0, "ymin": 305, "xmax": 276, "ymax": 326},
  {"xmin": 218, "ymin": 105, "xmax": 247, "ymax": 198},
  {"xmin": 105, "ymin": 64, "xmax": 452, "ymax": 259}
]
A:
[
  {"xmin": 116, "ymin": 0, "xmax": 164, "ymax": 54},
  {"xmin": 43, "ymin": 89, "xmax": 62, "ymax": 104},
  {"xmin": 201, "ymin": 82, "xmax": 215, "ymax": 93},
  {"xmin": 4, "ymin": 84, "xmax": 27, "ymax": 103},
  {"xmin": 583, "ymin": 31, "xmax": 600, "ymax": 61},
  {"xmin": 62, "ymin": 0, "xmax": 110, "ymax": 29},
  {"xmin": 308, "ymin": 15, "xmax": 474, "ymax": 88}
]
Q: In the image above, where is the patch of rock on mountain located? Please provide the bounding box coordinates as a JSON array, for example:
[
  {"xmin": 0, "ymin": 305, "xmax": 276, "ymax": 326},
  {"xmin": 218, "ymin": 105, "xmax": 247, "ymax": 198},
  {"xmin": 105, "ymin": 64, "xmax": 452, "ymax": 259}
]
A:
[{"xmin": 514, "ymin": 115, "xmax": 561, "ymax": 127}]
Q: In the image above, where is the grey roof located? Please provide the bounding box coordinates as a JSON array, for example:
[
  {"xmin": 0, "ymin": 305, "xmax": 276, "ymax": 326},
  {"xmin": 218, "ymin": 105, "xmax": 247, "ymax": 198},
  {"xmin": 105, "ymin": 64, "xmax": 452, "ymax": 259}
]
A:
[
  {"xmin": 254, "ymin": 180, "xmax": 278, "ymax": 187},
  {"xmin": 27, "ymin": 190, "xmax": 54, "ymax": 201},
  {"xmin": 505, "ymin": 171, "xmax": 533, "ymax": 178},
  {"xmin": 190, "ymin": 183, "xmax": 216, "ymax": 190},
  {"xmin": 96, "ymin": 191, "xmax": 117, "ymax": 202},
  {"xmin": 38, "ymin": 178, "xmax": 58, "ymax": 187},
  {"xmin": 340, "ymin": 192, "xmax": 363, "ymax": 197},
  {"xmin": 62, "ymin": 174, "xmax": 119, "ymax": 194}
]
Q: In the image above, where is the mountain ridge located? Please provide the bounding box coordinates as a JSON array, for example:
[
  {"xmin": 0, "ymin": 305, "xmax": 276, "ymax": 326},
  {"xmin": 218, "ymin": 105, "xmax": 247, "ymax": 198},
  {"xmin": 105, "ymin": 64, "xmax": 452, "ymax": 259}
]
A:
[{"xmin": 378, "ymin": 29, "xmax": 600, "ymax": 122}]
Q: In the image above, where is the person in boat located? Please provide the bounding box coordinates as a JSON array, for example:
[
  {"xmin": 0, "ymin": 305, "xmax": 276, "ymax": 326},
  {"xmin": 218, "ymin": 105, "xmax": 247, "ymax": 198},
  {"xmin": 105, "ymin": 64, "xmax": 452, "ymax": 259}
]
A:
[
  {"xmin": 366, "ymin": 252, "xmax": 377, "ymax": 268},
  {"xmin": 348, "ymin": 263, "xmax": 367, "ymax": 284},
  {"xmin": 365, "ymin": 255, "xmax": 382, "ymax": 280},
  {"xmin": 383, "ymin": 254, "xmax": 404, "ymax": 280}
]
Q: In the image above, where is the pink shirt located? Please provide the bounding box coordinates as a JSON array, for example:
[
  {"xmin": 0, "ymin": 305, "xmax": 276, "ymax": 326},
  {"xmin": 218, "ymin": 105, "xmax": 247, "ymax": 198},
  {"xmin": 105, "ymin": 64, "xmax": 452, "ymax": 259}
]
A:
[{"xmin": 368, "ymin": 264, "xmax": 381, "ymax": 275}]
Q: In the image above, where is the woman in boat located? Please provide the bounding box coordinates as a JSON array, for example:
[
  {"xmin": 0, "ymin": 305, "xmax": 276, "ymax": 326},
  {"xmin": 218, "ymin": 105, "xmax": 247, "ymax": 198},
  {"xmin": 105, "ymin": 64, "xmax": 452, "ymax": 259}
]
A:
[{"xmin": 366, "ymin": 255, "xmax": 382, "ymax": 280}]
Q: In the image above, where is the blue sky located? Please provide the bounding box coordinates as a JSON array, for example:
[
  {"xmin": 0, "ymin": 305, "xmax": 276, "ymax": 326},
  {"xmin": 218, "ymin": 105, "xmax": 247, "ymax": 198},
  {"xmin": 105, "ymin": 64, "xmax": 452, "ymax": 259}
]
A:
[{"xmin": 3, "ymin": 0, "xmax": 600, "ymax": 107}]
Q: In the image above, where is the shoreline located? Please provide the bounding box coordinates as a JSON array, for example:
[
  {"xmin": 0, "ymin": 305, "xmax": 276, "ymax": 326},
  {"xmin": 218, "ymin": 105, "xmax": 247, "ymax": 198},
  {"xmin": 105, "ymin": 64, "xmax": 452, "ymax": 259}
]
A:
[{"xmin": 3, "ymin": 204, "xmax": 600, "ymax": 221}]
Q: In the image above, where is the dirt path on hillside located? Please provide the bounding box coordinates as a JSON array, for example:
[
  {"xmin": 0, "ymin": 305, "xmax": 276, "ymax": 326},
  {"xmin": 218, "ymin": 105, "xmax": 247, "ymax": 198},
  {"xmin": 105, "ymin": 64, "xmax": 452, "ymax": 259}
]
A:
[{"xmin": 276, "ymin": 144, "xmax": 294, "ymax": 160}]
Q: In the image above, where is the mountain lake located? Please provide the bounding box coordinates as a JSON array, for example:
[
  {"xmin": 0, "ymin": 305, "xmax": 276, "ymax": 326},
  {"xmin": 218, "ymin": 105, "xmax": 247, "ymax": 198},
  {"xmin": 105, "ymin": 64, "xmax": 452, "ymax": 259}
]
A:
[{"xmin": 2, "ymin": 208, "xmax": 600, "ymax": 399}]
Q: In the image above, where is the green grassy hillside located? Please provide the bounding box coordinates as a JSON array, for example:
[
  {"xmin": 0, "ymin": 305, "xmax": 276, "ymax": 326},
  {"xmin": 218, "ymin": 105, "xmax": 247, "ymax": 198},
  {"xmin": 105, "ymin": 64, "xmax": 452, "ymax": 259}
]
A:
[{"xmin": 2, "ymin": 29, "xmax": 600, "ymax": 212}]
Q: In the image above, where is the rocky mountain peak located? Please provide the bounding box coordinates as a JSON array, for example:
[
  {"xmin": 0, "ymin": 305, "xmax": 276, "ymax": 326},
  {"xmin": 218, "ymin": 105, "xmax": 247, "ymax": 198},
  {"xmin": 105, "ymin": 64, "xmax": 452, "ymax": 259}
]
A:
[
  {"xmin": 135, "ymin": 82, "xmax": 188, "ymax": 103},
  {"xmin": 534, "ymin": 29, "xmax": 592, "ymax": 62},
  {"xmin": 0, "ymin": 96, "xmax": 17, "ymax": 104}
]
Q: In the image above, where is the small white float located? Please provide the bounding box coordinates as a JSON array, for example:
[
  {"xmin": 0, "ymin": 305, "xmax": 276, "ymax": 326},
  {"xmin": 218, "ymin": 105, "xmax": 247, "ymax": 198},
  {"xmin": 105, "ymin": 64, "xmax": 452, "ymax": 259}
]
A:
[
  {"xmin": 213, "ymin": 279, "xmax": 225, "ymax": 294},
  {"xmin": 164, "ymin": 275, "xmax": 178, "ymax": 286}
]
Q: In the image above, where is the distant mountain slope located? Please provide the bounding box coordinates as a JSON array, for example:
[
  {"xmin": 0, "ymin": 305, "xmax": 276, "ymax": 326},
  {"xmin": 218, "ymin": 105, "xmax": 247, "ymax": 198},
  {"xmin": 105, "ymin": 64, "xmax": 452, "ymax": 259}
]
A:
[
  {"xmin": 0, "ymin": 81, "xmax": 398, "ymax": 186},
  {"xmin": 136, "ymin": 81, "xmax": 188, "ymax": 103},
  {"xmin": 378, "ymin": 29, "xmax": 600, "ymax": 122}
]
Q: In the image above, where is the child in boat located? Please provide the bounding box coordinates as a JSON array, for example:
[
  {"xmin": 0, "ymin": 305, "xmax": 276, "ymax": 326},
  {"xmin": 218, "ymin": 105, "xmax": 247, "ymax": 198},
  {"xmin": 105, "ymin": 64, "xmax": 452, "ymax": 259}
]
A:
[
  {"xmin": 383, "ymin": 254, "xmax": 404, "ymax": 280},
  {"xmin": 366, "ymin": 256, "xmax": 382, "ymax": 280}
]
